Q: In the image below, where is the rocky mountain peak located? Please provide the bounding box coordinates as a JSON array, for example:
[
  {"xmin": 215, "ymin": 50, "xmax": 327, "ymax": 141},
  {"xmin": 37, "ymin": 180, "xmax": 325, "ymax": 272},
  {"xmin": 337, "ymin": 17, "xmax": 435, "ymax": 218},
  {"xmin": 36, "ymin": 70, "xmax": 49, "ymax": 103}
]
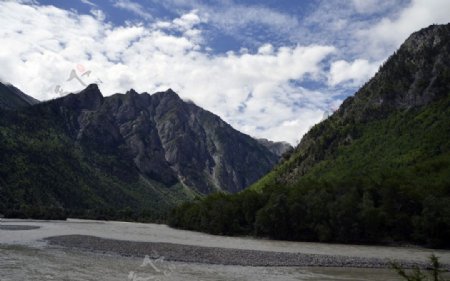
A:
[
  {"xmin": 153, "ymin": 88, "xmax": 181, "ymax": 100},
  {"xmin": 336, "ymin": 23, "xmax": 450, "ymax": 123},
  {"xmin": 47, "ymin": 85, "xmax": 280, "ymax": 194},
  {"xmin": 403, "ymin": 24, "xmax": 449, "ymax": 53},
  {"xmin": 125, "ymin": 88, "xmax": 139, "ymax": 96},
  {"xmin": 61, "ymin": 83, "xmax": 104, "ymax": 111}
]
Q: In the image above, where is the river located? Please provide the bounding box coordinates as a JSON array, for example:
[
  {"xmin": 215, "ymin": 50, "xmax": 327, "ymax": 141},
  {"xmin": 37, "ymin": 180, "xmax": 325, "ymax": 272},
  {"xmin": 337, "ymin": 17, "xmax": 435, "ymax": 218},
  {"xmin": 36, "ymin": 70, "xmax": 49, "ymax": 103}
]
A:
[{"xmin": 1, "ymin": 219, "xmax": 449, "ymax": 280}]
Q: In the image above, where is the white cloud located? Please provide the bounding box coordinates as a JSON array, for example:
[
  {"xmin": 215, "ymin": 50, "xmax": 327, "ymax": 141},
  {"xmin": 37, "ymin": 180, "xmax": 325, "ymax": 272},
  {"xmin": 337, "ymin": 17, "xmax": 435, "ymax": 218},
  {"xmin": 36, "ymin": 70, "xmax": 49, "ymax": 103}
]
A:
[
  {"xmin": 212, "ymin": 5, "xmax": 299, "ymax": 31},
  {"xmin": 0, "ymin": 2, "xmax": 336, "ymax": 145},
  {"xmin": 328, "ymin": 59, "xmax": 379, "ymax": 86},
  {"xmin": 4, "ymin": 1, "xmax": 446, "ymax": 145},
  {"xmin": 359, "ymin": 0, "xmax": 450, "ymax": 57},
  {"xmin": 352, "ymin": 0, "xmax": 378, "ymax": 13},
  {"xmin": 156, "ymin": 1, "xmax": 302, "ymax": 46},
  {"xmin": 173, "ymin": 11, "xmax": 201, "ymax": 30},
  {"xmin": 113, "ymin": 0, "xmax": 153, "ymax": 20},
  {"xmin": 90, "ymin": 9, "xmax": 105, "ymax": 21},
  {"xmin": 154, "ymin": 10, "xmax": 205, "ymax": 43},
  {"xmin": 257, "ymin": 44, "xmax": 274, "ymax": 55},
  {"xmin": 161, "ymin": 1, "xmax": 300, "ymax": 33},
  {"xmin": 351, "ymin": 0, "xmax": 401, "ymax": 14},
  {"xmin": 80, "ymin": 0, "xmax": 97, "ymax": 7}
]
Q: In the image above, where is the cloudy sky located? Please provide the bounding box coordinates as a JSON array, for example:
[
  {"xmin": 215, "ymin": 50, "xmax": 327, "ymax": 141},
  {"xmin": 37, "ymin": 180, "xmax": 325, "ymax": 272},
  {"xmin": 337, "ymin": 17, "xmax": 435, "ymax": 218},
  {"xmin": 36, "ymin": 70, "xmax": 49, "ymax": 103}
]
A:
[{"xmin": 0, "ymin": 0, "xmax": 449, "ymax": 144}]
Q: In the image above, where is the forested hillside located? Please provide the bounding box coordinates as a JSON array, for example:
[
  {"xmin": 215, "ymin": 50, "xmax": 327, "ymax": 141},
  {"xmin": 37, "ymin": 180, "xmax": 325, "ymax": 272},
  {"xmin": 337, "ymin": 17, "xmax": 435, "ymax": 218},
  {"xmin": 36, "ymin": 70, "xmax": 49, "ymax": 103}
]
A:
[{"xmin": 168, "ymin": 24, "xmax": 450, "ymax": 248}]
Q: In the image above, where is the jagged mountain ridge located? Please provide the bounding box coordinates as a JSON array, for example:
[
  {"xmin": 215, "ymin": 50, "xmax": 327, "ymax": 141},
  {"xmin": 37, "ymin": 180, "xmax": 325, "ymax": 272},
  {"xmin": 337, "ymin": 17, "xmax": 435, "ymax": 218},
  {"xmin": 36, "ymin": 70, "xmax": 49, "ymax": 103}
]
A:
[
  {"xmin": 71, "ymin": 85, "xmax": 278, "ymax": 193},
  {"xmin": 0, "ymin": 85, "xmax": 278, "ymax": 218}
]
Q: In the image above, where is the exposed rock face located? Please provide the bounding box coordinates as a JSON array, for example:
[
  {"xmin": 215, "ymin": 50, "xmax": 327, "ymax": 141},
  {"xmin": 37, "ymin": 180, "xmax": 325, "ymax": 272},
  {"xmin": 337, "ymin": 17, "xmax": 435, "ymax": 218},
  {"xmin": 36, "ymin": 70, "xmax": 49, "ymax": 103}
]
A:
[
  {"xmin": 0, "ymin": 84, "xmax": 280, "ymax": 216},
  {"xmin": 0, "ymin": 82, "xmax": 39, "ymax": 110},
  {"xmin": 256, "ymin": 138, "xmax": 293, "ymax": 157},
  {"xmin": 54, "ymin": 85, "xmax": 278, "ymax": 194},
  {"xmin": 337, "ymin": 24, "xmax": 450, "ymax": 123}
]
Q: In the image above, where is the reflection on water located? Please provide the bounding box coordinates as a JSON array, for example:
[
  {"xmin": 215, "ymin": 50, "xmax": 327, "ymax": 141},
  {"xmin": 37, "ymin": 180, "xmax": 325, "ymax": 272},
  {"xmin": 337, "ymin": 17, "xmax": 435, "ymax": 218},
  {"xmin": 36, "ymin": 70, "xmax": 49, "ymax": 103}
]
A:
[{"xmin": 0, "ymin": 244, "xmax": 406, "ymax": 281}]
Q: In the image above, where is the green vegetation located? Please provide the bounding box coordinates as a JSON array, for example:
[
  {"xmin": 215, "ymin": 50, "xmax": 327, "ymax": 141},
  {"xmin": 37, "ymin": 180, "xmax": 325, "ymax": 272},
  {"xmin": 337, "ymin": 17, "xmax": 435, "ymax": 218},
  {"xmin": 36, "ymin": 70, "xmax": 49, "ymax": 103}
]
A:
[
  {"xmin": 0, "ymin": 83, "xmax": 277, "ymax": 221},
  {"xmin": 0, "ymin": 102, "xmax": 195, "ymax": 221},
  {"xmin": 391, "ymin": 255, "xmax": 448, "ymax": 281},
  {"xmin": 169, "ymin": 24, "xmax": 450, "ymax": 247},
  {"xmin": 169, "ymin": 95, "xmax": 450, "ymax": 248}
]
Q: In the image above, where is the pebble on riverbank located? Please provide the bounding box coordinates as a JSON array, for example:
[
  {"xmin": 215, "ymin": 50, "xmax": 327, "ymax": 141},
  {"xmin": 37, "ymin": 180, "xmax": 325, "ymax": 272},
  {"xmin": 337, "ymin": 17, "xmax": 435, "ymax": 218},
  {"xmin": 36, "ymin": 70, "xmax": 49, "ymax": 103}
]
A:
[{"xmin": 45, "ymin": 235, "xmax": 448, "ymax": 270}]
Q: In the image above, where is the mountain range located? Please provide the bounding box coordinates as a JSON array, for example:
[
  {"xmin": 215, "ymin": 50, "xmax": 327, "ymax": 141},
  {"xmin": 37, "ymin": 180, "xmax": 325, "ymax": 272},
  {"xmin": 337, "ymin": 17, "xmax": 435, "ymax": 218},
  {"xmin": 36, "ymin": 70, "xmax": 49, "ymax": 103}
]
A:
[
  {"xmin": 168, "ymin": 24, "xmax": 450, "ymax": 248},
  {"xmin": 1, "ymin": 23, "xmax": 449, "ymax": 248},
  {"xmin": 0, "ymin": 83, "xmax": 289, "ymax": 219}
]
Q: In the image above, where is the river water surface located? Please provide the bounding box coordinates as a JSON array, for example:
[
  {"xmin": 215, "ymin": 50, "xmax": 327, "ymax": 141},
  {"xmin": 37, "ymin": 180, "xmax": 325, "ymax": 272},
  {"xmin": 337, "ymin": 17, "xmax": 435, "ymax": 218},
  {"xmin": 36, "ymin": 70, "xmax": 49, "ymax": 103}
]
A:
[{"xmin": 1, "ymin": 219, "xmax": 449, "ymax": 280}]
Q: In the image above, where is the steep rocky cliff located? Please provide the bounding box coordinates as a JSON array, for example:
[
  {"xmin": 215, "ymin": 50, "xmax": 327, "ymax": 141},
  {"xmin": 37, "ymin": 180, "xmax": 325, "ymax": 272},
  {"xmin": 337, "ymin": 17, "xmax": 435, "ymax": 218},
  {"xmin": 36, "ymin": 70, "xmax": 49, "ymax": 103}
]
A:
[
  {"xmin": 0, "ymin": 85, "xmax": 278, "ymax": 218},
  {"xmin": 68, "ymin": 85, "xmax": 278, "ymax": 193}
]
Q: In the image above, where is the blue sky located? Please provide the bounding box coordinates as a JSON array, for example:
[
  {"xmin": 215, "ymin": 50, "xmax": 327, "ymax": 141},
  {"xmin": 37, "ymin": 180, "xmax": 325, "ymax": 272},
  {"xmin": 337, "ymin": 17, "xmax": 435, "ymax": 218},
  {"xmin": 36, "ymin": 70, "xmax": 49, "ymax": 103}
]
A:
[{"xmin": 0, "ymin": 0, "xmax": 449, "ymax": 144}]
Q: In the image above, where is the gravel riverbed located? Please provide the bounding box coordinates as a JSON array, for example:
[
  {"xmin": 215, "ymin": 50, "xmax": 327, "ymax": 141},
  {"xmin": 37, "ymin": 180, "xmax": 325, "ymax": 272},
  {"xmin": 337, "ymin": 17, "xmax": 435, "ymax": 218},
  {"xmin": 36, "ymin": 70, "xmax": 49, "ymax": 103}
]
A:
[{"xmin": 45, "ymin": 235, "xmax": 447, "ymax": 270}]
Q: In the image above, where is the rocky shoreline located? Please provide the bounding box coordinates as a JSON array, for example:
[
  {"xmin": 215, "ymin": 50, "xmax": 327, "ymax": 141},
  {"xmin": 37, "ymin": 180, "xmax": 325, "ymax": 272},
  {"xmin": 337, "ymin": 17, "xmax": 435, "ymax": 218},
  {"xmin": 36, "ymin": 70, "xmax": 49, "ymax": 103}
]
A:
[{"xmin": 45, "ymin": 235, "xmax": 447, "ymax": 270}]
